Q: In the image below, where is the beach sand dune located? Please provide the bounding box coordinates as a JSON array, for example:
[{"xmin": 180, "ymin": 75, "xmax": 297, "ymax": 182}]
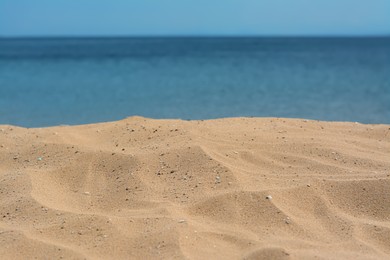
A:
[{"xmin": 0, "ymin": 117, "xmax": 389, "ymax": 259}]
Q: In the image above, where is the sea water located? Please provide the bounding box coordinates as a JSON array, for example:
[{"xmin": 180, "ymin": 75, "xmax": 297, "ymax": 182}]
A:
[{"xmin": 0, "ymin": 37, "xmax": 389, "ymax": 127}]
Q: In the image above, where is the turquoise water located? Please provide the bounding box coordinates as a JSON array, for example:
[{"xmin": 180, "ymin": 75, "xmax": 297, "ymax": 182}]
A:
[{"xmin": 0, "ymin": 37, "xmax": 389, "ymax": 127}]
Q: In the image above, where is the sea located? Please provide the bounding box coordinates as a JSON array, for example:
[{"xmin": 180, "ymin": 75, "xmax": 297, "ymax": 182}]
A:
[{"xmin": 0, "ymin": 37, "xmax": 389, "ymax": 127}]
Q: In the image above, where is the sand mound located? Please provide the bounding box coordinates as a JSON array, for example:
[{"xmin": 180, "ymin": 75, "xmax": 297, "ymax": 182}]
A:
[{"xmin": 0, "ymin": 117, "xmax": 389, "ymax": 259}]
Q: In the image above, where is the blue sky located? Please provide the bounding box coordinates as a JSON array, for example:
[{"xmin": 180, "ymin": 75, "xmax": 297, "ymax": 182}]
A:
[{"xmin": 0, "ymin": 0, "xmax": 389, "ymax": 36}]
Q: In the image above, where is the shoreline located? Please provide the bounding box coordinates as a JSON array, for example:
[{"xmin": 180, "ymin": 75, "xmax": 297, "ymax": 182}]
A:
[{"xmin": 2, "ymin": 116, "xmax": 390, "ymax": 129}]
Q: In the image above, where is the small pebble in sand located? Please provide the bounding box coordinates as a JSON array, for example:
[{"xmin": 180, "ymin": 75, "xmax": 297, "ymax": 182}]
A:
[
  {"xmin": 37, "ymin": 157, "xmax": 43, "ymax": 161},
  {"xmin": 266, "ymin": 195, "xmax": 272, "ymax": 200},
  {"xmin": 83, "ymin": 192, "xmax": 91, "ymax": 196},
  {"xmin": 178, "ymin": 219, "xmax": 186, "ymax": 223},
  {"xmin": 307, "ymin": 184, "xmax": 311, "ymax": 187}
]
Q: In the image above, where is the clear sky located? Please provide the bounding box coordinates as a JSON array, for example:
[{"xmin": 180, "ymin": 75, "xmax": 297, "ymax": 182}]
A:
[{"xmin": 0, "ymin": 0, "xmax": 389, "ymax": 36}]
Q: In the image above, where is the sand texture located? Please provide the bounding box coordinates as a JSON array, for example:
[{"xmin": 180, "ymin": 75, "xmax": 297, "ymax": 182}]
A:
[{"xmin": 0, "ymin": 117, "xmax": 389, "ymax": 259}]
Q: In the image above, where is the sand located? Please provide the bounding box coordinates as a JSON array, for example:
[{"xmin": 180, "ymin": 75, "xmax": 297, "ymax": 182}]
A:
[{"xmin": 0, "ymin": 117, "xmax": 389, "ymax": 259}]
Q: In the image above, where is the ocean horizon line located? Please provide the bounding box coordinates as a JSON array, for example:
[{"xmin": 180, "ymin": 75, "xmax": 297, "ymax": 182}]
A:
[{"xmin": 1, "ymin": 34, "xmax": 389, "ymax": 40}]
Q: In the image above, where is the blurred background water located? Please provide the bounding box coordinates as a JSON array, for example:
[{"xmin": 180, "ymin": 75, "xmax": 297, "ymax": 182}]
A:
[{"xmin": 0, "ymin": 37, "xmax": 389, "ymax": 127}]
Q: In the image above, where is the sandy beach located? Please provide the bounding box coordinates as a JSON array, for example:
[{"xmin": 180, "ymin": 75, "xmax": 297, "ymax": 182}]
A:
[{"xmin": 0, "ymin": 117, "xmax": 389, "ymax": 259}]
